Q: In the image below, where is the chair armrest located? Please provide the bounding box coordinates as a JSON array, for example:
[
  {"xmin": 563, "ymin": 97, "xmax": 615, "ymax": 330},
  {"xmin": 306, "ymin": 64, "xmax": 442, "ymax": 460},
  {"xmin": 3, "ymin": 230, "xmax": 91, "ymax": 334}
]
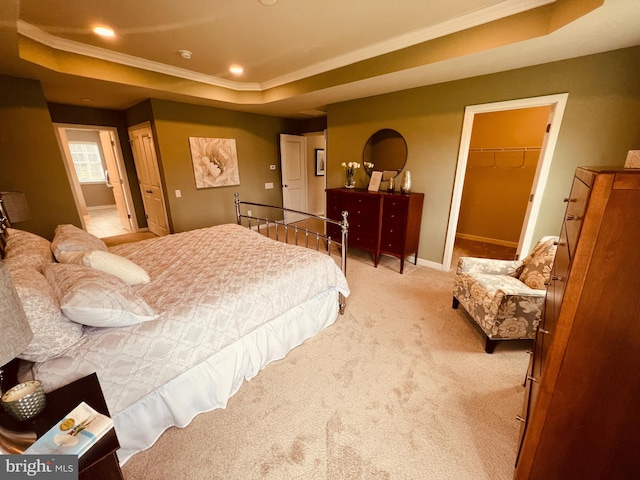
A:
[{"xmin": 456, "ymin": 257, "xmax": 522, "ymax": 276}]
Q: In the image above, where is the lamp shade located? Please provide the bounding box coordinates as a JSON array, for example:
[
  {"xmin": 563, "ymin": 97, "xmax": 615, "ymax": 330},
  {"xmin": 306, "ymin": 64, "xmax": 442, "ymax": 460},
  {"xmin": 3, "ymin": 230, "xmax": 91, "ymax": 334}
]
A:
[
  {"xmin": 0, "ymin": 261, "xmax": 32, "ymax": 367},
  {"xmin": 0, "ymin": 192, "xmax": 30, "ymax": 224}
]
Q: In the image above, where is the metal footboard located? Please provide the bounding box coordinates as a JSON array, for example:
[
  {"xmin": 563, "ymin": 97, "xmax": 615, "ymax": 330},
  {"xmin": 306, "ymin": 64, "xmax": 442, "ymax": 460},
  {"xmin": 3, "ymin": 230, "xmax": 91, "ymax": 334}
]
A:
[{"xmin": 234, "ymin": 192, "xmax": 349, "ymax": 314}]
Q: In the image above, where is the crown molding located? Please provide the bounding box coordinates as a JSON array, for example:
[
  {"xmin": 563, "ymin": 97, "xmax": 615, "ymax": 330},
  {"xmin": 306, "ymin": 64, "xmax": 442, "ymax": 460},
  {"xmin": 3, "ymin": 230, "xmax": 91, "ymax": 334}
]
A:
[{"xmin": 17, "ymin": 0, "xmax": 553, "ymax": 92}]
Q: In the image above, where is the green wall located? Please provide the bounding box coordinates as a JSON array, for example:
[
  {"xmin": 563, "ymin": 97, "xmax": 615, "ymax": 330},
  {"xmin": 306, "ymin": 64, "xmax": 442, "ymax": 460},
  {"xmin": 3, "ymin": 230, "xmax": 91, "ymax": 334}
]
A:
[
  {"xmin": 0, "ymin": 75, "xmax": 80, "ymax": 239},
  {"xmin": 327, "ymin": 46, "xmax": 640, "ymax": 264},
  {"xmin": 147, "ymin": 99, "xmax": 296, "ymax": 232}
]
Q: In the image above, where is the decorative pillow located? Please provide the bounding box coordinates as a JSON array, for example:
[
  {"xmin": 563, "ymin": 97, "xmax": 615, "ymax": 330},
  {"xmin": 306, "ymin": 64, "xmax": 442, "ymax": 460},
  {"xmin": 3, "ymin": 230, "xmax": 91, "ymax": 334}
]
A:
[
  {"xmin": 57, "ymin": 250, "xmax": 150, "ymax": 285},
  {"xmin": 43, "ymin": 263, "xmax": 158, "ymax": 328},
  {"xmin": 10, "ymin": 267, "xmax": 84, "ymax": 363},
  {"xmin": 51, "ymin": 224, "xmax": 107, "ymax": 261},
  {"xmin": 5, "ymin": 228, "xmax": 54, "ymax": 271},
  {"xmin": 518, "ymin": 237, "xmax": 558, "ymax": 289}
]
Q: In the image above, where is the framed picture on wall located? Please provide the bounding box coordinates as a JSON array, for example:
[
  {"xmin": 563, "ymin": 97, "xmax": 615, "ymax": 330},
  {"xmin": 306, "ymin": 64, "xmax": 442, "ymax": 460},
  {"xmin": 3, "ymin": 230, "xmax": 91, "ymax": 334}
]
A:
[
  {"xmin": 188, "ymin": 137, "xmax": 240, "ymax": 189},
  {"xmin": 315, "ymin": 149, "xmax": 325, "ymax": 176}
]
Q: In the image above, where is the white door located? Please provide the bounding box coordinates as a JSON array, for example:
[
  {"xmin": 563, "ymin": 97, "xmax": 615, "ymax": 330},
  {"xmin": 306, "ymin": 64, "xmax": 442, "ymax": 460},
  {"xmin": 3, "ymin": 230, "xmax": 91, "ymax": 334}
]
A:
[
  {"xmin": 279, "ymin": 134, "xmax": 308, "ymax": 224},
  {"xmin": 99, "ymin": 130, "xmax": 131, "ymax": 231},
  {"xmin": 128, "ymin": 123, "xmax": 169, "ymax": 236}
]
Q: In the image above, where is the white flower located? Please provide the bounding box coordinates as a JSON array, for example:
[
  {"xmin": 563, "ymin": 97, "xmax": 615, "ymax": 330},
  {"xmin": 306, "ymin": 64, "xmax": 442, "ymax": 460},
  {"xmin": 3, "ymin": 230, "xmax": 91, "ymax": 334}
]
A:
[{"xmin": 341, "ymin": 162, "xmax": 346, "ymax": 168}]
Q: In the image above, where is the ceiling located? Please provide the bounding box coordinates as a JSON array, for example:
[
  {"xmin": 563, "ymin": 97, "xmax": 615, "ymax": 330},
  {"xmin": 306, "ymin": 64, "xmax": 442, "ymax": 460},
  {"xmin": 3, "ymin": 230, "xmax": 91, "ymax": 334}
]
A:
[{"xmin": 1, "ymin": 0, "xmax": 639, "ymax": 118}]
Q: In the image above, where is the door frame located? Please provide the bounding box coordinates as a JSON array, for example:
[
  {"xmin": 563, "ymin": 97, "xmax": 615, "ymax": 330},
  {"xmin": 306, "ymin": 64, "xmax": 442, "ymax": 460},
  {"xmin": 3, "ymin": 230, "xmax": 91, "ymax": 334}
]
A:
[
  {"xmin": 54, "ymin": 123, "xmax": 138, "ymax": 232},
  {"xmin": 442, "ymin": 93, "xmax": 569, "ymax": 271}
]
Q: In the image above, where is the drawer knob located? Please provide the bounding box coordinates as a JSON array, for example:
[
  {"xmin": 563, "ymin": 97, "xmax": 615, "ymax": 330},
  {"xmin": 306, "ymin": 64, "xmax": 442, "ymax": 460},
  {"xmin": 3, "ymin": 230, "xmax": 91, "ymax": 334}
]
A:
[
  {"xmin": 526, "ymin": 375, "xmax": 538, "ymax": 383},
  {"xmin": 563, "ymin": 197, "xmax": 570, "ymax": 203},
  {"xmin": 537, "ymin": 327, "xmax": 551, "ymax": 335},
  {"xmin": 566, "ymin": 214, "xmax": 576, "ymax": 221}
]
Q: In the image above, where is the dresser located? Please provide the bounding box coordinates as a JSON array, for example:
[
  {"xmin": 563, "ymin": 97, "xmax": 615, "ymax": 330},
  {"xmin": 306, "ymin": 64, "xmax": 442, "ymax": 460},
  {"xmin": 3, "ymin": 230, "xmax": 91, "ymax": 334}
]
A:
[
  {"xmin": 514, "ymin": 167, "xmax": 640, "ymax": 479},
  {"xmin": 326, "ymin": 188, "xmax": 424, "ymax": 273}
]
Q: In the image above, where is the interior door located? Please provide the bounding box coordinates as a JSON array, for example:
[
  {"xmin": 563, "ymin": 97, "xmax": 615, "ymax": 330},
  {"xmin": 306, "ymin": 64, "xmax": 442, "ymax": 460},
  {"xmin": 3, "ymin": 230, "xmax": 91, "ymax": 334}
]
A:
[
  {"xmin": 279, "ymin": 134, "xmax": 308, "ymax": 224},
  {"xmin": 128, "ymin": 123, "xmax": 169, "ymax": 236},
  {"xmin": 99, "ymin": 130, "xmax": 131, "ymax": 231}
]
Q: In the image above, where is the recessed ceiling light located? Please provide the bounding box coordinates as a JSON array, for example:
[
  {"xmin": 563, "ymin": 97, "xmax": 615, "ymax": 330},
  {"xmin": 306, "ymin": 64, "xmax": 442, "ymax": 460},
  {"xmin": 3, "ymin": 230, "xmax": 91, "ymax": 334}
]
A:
[
  {"xmin": 179, "ymin": 50, "xmax": 192, "ymax": 60},
  {"xmin": 229, "ymin": 65, "xmax": 244, "ymax": 75},
  {"xmin": 93, "ymin": 26, "xmax": 115, "ymax": 38},
  {"xmin": 259, "ymin": 0, "xmax": 277, "ymax": 5}
]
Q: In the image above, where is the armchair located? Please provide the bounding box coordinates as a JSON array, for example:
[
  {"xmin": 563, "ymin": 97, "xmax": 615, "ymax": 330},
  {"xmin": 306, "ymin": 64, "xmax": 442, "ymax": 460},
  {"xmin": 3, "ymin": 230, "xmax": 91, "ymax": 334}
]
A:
[{"xmin": 452, "ymin": 236, "xmax": 558, "ymax": 353}]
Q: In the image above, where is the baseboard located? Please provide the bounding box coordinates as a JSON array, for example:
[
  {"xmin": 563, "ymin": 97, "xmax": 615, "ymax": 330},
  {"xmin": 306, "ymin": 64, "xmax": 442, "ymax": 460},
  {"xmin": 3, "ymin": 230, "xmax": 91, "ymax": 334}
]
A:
[
  {"xmin": 455, "ymin": 233, "xmax": 518, "ymax": 249},
  {"xmin": 86, "ymin": 204, "xmax": 117, "ymax": 211},
  {"xmin": 414, "ymin": 257, "xmax": 446, "ymax": 271}
]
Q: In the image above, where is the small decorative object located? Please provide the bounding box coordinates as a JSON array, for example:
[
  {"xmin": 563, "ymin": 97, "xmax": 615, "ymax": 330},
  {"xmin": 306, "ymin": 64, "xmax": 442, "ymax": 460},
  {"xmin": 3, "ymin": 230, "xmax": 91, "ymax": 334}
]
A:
[
  {"xmin": 315, "ymin": 149, "xmax": 325, "ymax": 176},
  {"xmin": 368, "ymin": 171, "xmax": 383, "ymax": 191},
  {"xmin": 342, "ymin": 161, "xmax": 361, "ymax": 189},
  {"xmin": 387, "ymin": 175, "xmax": 395, "ymax": 193},
  {"xmin": 1, "ymin": 380, "xmax": 46, "ymax": 421},
  {"xmin": 400, "ymin": 171, "xmax": 412, "ymax": 194}
]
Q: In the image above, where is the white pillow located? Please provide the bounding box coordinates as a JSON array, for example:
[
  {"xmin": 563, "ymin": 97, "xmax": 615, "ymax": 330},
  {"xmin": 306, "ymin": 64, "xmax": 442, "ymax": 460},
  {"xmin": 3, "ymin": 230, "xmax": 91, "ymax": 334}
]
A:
[
  {"xmin": 51, "ymin": 224, "xmax": 107, "ymax": 261},
  {"xmin": 43, "ymin": 263, "xmax": 158, "ymax": 328},
  {"xmin": 57, "ymin": 250, "xmax": 150, "ymax": 286}
]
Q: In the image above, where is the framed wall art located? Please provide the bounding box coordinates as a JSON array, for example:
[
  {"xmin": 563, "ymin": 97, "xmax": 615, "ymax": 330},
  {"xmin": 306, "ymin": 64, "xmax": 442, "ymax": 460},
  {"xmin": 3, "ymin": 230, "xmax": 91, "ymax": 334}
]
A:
[
  {"xmin": 188, "ymin": 137, "xmax": 240, "ymax": 188},
  {"xmin": 315, "ymin": 149, "xmax": 325, "ymax": 176}
]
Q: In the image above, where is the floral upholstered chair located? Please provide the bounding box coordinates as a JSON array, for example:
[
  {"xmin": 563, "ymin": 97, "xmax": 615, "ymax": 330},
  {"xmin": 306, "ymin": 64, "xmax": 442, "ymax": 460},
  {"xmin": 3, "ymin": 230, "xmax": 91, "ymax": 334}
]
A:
[{"xmin": 452, "ymin": 236, "xmax": 559, "ymax": 353}]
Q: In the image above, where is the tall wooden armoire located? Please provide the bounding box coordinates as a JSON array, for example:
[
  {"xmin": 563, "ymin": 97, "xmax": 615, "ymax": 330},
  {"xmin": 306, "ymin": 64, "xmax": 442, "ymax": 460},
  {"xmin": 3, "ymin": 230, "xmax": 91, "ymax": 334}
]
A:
[{"xmin": 515, "ymin": 167, "xmax": 640, "ymax": 479}]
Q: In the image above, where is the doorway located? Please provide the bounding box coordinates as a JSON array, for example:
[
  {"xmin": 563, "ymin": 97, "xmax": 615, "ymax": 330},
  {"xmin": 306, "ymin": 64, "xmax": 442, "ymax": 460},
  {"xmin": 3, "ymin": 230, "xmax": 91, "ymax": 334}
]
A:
[
  {"xmin": 443, "ymin": 93, "xmax": 569, "ymax": 271},
  {"xmin": 54, "ymin": 124, "xmax": 138, "ymax": 238}
]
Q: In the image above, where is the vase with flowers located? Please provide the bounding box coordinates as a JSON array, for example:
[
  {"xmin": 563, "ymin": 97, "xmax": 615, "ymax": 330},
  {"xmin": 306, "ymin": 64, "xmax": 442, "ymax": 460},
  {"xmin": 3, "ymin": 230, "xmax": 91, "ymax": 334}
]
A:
[{"xmin": 342, "ymin": 161, "xmax": 361, "ymax": 189}]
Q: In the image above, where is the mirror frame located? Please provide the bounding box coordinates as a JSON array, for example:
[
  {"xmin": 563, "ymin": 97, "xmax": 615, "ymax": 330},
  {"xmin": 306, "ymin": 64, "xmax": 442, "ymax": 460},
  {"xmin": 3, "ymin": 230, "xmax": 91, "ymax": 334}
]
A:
[{"xmin": 362, "ymin": 129, "xmax": 408, "ymax": 178}]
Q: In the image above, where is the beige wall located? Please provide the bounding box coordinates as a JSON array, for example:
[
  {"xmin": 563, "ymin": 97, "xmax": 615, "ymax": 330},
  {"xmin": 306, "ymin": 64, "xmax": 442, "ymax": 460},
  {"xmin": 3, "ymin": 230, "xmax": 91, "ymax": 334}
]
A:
[
  {"xmin": 0, "ymin": 75, "xmax": 80, "ymax": 239},
  {"xmin": 458, "ymin": 106, "xmax": 550, "ymax": 245},
  {"xmin": 327, "ymin": 46, "xmax": 640, "ymax": 264}
]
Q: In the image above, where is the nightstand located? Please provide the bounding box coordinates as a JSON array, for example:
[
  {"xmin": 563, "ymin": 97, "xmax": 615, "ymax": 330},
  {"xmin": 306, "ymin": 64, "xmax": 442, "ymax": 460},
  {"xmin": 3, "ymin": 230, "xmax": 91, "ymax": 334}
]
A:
[{"xmin": 0, "ymin": 372, "xmax": 123, "ymax": 480}]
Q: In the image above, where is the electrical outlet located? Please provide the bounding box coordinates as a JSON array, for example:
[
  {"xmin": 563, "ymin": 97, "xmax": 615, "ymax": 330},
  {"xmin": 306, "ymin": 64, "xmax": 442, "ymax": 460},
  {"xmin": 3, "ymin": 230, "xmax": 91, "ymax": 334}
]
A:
[
  {"xmin": 265, "ymin": 182, "xmax": 274, "ymax": 189},
  {"xmin": 175, "ymin": 190, "xmax": 182, "ymax": 198},
  {"xmin": 247, "ymin": 210, "xmax": 252, "ymax": 217}
]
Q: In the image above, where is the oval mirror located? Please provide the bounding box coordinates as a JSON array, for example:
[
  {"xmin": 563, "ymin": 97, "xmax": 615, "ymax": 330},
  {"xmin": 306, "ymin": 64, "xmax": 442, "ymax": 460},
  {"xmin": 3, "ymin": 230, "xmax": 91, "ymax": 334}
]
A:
[{"xmin": 362, "ymin": 129, "xmax": 407, "ymax": 178}]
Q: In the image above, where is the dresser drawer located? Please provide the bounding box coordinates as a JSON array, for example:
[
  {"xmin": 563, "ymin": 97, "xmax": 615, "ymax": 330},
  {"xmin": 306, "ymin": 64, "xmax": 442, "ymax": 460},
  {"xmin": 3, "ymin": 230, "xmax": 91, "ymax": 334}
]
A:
[
  {"xmin": 350, "ymin": 231, "xmax": 378, "ymax": 250},
  {"xmin": 565, "ymin": 177, "xmax": 590, "ymax": 259}
]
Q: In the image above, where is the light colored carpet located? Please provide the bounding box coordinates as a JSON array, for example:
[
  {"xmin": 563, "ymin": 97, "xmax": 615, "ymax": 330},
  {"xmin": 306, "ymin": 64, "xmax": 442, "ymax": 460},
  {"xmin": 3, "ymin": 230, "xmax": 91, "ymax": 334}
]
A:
[{"xmin": 121, "ymin": 243, "xmax": 530, "ymax": 479}]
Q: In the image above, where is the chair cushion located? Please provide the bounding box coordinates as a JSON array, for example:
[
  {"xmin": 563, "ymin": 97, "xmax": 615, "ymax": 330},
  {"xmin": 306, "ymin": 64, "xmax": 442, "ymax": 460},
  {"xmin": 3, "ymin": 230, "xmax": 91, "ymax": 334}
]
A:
[{"xmin": 518, "ymin": 236, "xmax": 558, "ymax": 289}]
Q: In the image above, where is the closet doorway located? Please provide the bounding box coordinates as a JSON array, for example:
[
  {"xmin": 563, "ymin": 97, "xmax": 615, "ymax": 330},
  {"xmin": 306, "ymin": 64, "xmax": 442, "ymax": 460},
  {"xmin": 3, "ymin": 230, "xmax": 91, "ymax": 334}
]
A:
[
  {"xmin": 55, "ymin": 124, "xmax": 138, "ymax": 238},
  {"xmin": 443, "ymin": 94, "xmax": 569, "ymax": 271}
]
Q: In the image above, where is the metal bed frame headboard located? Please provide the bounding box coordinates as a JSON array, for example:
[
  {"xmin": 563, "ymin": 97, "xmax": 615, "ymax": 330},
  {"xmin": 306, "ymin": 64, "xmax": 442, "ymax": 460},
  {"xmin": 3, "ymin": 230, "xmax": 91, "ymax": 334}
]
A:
[{"xmin": 234, "ymin": 192, "xmax": 349, "ymax": 314}]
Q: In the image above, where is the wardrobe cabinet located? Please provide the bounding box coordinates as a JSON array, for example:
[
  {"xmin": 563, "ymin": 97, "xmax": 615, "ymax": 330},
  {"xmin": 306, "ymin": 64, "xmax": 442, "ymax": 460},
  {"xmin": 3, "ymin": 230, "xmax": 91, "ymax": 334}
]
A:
[
  {"xmin": 326, "ymin": 188, "xmax": 423, "ymax": 273},
  {"xmin": 515, "ymin": 167, "xmax": 640, "ymax": 479}
]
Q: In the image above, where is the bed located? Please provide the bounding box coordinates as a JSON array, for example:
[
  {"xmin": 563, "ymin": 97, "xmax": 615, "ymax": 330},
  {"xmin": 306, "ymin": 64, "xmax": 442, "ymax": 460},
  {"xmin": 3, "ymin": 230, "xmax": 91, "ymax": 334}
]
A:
[{"xmin": 0, "ymin": 195, "xmax": 349, "ymax": 465}]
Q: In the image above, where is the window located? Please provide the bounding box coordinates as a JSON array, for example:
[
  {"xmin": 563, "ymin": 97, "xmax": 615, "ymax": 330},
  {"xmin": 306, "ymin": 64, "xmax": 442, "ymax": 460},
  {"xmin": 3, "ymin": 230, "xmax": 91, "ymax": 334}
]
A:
[{"xmin": 69, "ymin": 142, "xmax": 105, "ymax": 183}]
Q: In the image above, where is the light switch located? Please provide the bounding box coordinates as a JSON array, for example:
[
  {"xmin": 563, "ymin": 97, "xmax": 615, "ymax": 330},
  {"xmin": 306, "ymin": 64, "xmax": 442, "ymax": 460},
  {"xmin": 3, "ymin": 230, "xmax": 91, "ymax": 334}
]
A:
[
  {"xmin": 175, "ymin": 190, "xmax": 182, "ymax": 198},
  {"xmin": 265, "ymin": 182, "xmax": 274, "ymax": 189}
]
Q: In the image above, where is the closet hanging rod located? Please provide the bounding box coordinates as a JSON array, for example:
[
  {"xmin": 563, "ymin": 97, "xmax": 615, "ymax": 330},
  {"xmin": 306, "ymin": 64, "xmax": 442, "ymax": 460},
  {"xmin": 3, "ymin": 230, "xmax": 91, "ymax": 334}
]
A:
[{"xmin": 469, "ymin": 146, "xmax": 541, "ymax": 153}]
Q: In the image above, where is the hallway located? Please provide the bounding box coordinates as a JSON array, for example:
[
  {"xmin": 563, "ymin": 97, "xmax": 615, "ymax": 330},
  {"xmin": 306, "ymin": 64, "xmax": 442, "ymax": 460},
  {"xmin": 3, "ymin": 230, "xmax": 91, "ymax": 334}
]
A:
[{"xmin": 84, "ymin": 206, "xmax": 130, "ymax": 238}]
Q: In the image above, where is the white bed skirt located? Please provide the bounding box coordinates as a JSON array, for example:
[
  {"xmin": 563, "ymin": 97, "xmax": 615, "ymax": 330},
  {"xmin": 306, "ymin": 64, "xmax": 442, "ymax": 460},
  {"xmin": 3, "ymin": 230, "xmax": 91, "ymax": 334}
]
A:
[{"xmin": 114, "ymin": 287, "xmax": 340, "ymax": 465}]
